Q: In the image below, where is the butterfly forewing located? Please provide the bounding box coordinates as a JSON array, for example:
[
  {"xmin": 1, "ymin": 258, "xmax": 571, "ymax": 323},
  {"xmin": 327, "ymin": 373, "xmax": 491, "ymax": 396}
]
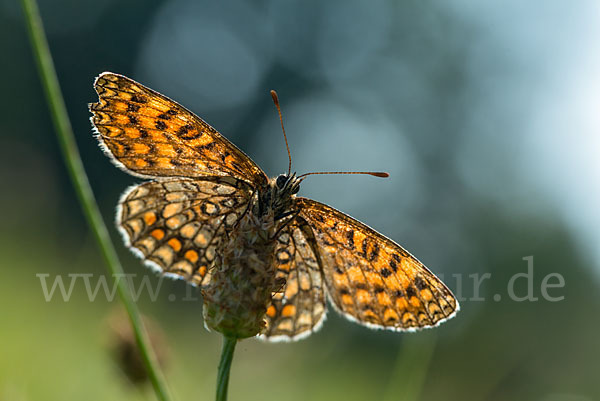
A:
[
  {"xmin": 90, "ymin": 72, "xmax": 268, "ymax": 186},
  {"xmin": 261, "ymin": 217, "xmax": 327, "ymax": 341},
  {"xmin": 118, "ymin": 177, "xmax": 253, "ymax": 286},
  {"xmin": 296, "ymin": 197, "xmax": 459, "ymax": 331}
]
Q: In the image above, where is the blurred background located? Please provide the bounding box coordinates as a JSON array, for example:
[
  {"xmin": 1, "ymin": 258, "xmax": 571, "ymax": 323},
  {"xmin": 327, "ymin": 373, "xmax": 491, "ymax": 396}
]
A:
[{"xmin": 1, "ymin": 0, "xmax": 599, "ymax": 400}]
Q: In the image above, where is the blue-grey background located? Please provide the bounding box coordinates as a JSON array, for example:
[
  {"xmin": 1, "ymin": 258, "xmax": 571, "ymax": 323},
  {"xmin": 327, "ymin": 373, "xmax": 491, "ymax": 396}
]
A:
[{"xmin": 1, "ymin": 1, "xmax": 599, "ymax": 400}]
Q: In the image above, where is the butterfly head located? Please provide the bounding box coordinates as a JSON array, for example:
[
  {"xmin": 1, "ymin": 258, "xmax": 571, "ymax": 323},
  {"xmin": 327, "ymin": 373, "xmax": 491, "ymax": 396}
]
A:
[
  {"xmin": 259, "ymin": 173, "xmax": 301, "ymax": 219},
  {"xmin": 275, "ymin": 173, "xmax": 301, "ymax": 195}
]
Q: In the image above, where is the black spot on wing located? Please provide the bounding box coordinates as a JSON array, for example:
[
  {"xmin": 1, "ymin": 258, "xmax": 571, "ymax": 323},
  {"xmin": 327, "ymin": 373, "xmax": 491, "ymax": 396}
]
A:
[
  {"xmin": 130, "ymin": 94, "xmax": 147, "ymax": 104},
  {"xmin": 414, "ymin": 276, "xmax": 427, "ymax": 290},
  {"xmin": 127, "ymin": 103, "xmax": 140, "ymax": 112},
  {"xmin": 128, "ymin": 115, "xmax": 139, "ymax": 125},
  {"xmin": 155, "ymin": 120, "xmax": 167, "ymax": 130},
  {"xmin": 346, "ymin": 229, "xmax": 355, "ymax": 249},
  {"xmin": 389, "ymin": 258, "xmax": 398, "ymax": 272},
  {"xmin": 368, "ymin": 242, "xmax": 380, "ymax": 262}
]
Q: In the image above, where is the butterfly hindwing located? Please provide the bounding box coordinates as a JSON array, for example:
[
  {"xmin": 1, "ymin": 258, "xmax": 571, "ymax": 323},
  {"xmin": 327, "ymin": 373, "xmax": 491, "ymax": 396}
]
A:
[
  {"xmin": 260, "ymin": 217, "xmax": 327, "ymax": 341},
  {"xmin": 118, "ymin": 176, "xmax": 253, "ymax": 286},
  {"xmin": 296, "ymin": 197, "xmax": 458, "ymax": 331}
]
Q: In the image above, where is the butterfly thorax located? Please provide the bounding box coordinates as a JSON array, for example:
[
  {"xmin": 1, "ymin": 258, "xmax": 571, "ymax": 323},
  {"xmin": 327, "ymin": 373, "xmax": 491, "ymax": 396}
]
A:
[{"xmin": 256, "ymin": 173, "xmax": 301, "ymax": 219}]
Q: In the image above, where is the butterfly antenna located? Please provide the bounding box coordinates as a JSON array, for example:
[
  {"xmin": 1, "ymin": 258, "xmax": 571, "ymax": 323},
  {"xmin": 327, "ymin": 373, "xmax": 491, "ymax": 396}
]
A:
[
  {"xmin": 297, "ymin": 171, "xmax": 389, "ymax": 181},
  {"xmin": 271, "ymin": 90, "xmax": 292, "ymax": 176}
]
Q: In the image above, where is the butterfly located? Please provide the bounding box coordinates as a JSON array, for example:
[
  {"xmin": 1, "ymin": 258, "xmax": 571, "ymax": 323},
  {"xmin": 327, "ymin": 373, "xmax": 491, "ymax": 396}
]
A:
[{"xmin": 89, "ymin": 72, "xmax": 459, "ymax": 341}]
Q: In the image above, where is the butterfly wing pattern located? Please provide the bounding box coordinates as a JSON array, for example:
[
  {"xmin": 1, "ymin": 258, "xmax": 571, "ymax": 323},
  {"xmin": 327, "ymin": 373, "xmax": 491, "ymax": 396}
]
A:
[
  {"xmin": 90, "ymin": 72, "xmax": 267, "ymax": 184},
  {"xmin": 90, "ymin": 72, "xmax": 458, "ymax": 341},
  {"xmin": 297, "ymin": 198, "xmax": 458, "ymax": 331},
  {"xmin": 118, "ymin": 177, "xmax": 253, "ymax": 286},
  {"xmin": 261, "ymin": 217, "xmax": 327, "ymax": 341}
]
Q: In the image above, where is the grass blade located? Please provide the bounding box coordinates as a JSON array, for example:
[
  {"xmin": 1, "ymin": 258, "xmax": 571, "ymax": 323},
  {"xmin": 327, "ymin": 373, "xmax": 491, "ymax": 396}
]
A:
[{"xmin": 20, "ymin": 1, "xmax": 172, "ymax": 399}]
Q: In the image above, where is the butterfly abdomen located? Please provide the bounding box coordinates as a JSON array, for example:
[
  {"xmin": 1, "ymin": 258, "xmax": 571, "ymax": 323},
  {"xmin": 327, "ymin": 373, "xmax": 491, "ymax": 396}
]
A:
[{"xmin": 201, "ymin": 207, "xmax": 281, "ymax": 339}]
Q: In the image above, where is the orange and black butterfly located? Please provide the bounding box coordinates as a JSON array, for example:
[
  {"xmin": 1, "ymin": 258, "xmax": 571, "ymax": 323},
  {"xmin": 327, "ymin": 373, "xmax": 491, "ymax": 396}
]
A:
[{"xmin": 90, "ymin": 72, "xmax": 458, "ymax": 341}]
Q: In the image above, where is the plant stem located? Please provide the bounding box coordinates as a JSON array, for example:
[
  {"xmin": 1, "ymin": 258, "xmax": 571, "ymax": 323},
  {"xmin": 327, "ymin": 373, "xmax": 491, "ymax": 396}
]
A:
[
  {"xmin": 216, "ymin": 336, "xmax": 238, "ymax": 401},
  {"xmin": 20, "ymin": 0, "xmax": 171, "ymax": 400}
]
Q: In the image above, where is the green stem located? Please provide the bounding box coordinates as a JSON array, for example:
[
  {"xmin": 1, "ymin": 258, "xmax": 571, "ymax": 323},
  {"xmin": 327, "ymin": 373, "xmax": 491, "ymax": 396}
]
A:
[
  {"xmin": 20, "ymin": 1, "xmax": 171, "ymax": 400},
  {"xmin": 216, "ymin": 336, "xmax": 237, "ymax": 401}
]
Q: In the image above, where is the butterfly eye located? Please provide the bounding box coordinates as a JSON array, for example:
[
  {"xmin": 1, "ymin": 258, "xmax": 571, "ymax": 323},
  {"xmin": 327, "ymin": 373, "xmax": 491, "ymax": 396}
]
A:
[{"xmin": 276, "ymin": 174, "xmax": 288, "ymax": 189}]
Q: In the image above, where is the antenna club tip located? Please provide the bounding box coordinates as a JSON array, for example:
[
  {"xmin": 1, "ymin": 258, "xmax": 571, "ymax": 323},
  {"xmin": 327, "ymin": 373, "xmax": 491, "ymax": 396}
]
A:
[
  {"xmin": 270, "ymin": 90, "xmax": 279, "ymax": 102},
  {"xmin": 372, "ymin": 172, "xmax": 390, "ymax": 178}
]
